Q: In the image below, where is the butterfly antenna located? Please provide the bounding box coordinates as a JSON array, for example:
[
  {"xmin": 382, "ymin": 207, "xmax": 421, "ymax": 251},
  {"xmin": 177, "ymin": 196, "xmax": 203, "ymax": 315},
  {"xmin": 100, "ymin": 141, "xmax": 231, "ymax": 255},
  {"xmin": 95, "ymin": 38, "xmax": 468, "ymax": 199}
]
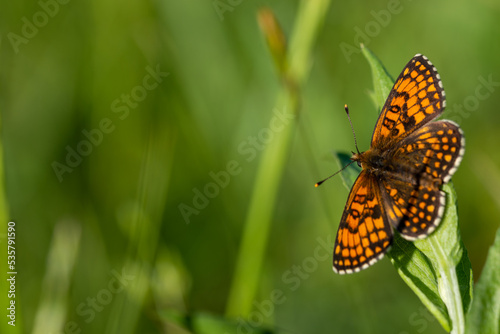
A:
[
  {"xmin": 315, "ymin": 160, "xmax": 355, "ymax": 187},
  {"xmin": 345, "ymin": 104, "xmax": 360, "ymax": 154},
  {"xmin": 315, "ymin": 104, "xmax": 361, "ymax": 188}
]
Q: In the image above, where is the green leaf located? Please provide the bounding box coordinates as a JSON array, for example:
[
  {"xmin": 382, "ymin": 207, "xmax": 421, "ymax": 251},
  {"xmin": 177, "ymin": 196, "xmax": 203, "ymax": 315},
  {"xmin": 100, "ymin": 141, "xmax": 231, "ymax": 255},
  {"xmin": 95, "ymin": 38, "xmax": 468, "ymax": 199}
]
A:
[
  {"xmin": 414, "ymin": 184, "xmax": 472, "ymax": 324},
  {"xmin": 387, "ymin": 183, "xmax": 473, "ymax": 333},
  {"xmin": 335, "ymin": 151, "xmax": 458, "ymax": 331},
  {"xmin": 335, "ymin": 150, "xmax": 464, "ymax": 331},
  {"xmin": 336, "ymin": 157, "xmax": 473, "ymax": 333},
  {"xmin": 341, "ymin": 46, "xmax": 472, "ymax": 333},
  {"xmin": 335, "ymin": 152, "xmax": 361, "ymax": 190},
  {"xmin": 335, "ymin": 46, "xmax": 473, "ymax": 334},
  {"xmin": 360, "ymin": 44, "xmax": 394, "ymax": 111},
  {"xmin": 388, "ymin": 233, "xmax": 451, "ymax": 330},
  {"xmin": 465, "ymin": 227, "xmax": 500, "ymax": 334}
]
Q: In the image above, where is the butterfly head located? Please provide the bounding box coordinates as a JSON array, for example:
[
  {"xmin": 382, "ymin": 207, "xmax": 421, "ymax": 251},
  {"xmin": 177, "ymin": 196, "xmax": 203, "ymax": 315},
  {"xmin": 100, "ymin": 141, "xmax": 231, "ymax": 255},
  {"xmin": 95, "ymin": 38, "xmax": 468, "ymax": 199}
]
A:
[{"xmin": 351, "ymin": 150, "xmax": 366, "ymax": 169}]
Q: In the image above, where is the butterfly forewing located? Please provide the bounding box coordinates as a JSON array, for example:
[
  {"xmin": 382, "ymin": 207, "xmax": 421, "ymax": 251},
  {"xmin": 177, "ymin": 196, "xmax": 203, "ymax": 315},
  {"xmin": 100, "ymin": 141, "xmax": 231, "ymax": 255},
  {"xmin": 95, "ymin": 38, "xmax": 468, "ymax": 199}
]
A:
[{"xmin": 371, "ymin": 55, "xmax": 446, "ymax": 150}]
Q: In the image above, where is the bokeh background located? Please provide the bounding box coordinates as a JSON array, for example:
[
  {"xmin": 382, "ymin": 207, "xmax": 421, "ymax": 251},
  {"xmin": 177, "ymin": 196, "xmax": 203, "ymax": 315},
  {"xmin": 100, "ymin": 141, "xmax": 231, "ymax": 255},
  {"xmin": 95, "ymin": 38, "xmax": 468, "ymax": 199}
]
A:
[{"xmin": 1, "ymin": 0, "xmax": 500, "ymax": 333}]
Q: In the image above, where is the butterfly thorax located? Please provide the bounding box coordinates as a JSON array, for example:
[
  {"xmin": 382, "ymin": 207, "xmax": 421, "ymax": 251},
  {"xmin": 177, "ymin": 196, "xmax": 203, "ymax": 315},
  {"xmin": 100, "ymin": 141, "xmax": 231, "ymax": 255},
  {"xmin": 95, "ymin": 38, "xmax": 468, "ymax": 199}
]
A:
[
  {"xmin": 353, "ymin": 148, "xmax": 414, "ymax": 180},
  {"xmin": 352, "ymin": 147, "xmax": 443, "ymax": 188}
]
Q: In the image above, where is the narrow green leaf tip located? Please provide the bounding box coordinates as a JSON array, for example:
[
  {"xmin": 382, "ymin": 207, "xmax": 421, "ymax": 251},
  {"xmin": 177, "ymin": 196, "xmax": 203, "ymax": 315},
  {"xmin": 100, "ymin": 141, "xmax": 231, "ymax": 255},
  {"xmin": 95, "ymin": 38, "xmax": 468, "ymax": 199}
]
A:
[{"xmin": 465, "ymin": 227, "xmax": 500, "ymax": 334}]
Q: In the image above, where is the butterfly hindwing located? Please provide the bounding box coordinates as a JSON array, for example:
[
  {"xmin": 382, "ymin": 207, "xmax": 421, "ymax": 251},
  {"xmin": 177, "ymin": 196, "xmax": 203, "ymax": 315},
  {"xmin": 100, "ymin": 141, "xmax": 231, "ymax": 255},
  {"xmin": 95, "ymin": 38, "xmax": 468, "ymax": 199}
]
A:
[
  {"xmin": 379, "ymin": 175, "xmax": 446, "ymax": 240},
  {"xmin": 383, "ymin": 120, "xmax": 465, "ymax": 240},
  {"xmin": 395, "ymin": 120, "xmax": 465, "ymax": 184}
]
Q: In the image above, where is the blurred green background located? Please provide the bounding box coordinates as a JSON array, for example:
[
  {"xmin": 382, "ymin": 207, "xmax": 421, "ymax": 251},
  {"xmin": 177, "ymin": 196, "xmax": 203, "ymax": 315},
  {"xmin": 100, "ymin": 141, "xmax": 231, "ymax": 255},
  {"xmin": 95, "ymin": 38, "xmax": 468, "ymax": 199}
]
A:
[{"xmin": 1, "ymin": 0, "xmax": 500, "ymax": 333}]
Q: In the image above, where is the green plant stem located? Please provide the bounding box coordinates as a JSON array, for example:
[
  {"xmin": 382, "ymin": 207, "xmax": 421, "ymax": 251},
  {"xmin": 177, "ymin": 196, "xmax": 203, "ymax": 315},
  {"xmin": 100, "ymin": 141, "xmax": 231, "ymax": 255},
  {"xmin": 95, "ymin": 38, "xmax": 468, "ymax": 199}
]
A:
[
  {"xmin": 225, "ymin": 0, "xmax": 331, "ymax": 318},
  {"xmin": 428, "ymin": 236, "xmax": 464, "ymax": 334},
  {"xmin": 225, "ymin": 94, "xmax": 296, "ymax": 319}
]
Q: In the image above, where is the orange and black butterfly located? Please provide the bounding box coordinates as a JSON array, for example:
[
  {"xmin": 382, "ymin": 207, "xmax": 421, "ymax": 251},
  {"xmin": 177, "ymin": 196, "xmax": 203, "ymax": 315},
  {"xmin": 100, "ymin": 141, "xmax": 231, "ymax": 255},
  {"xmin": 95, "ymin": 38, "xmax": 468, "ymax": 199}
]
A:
[{"xmin": 329, "ymin": 54, "xmax": 465, "ymax": 274}]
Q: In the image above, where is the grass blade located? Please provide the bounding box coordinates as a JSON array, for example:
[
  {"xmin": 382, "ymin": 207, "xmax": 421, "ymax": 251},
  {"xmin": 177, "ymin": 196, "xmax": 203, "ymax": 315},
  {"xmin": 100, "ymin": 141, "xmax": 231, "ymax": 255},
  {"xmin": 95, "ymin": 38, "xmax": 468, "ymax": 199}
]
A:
[
  {"xmin": 225, "ymin": 0, "xmax": 331, "ymax": 318},
  {"xmin": 32, "ymin": 221, "xmax": 82, "ymax": 334},
  {"xmin": 465, "ymin": 227, "xmax": 500, "ymax": 334}
]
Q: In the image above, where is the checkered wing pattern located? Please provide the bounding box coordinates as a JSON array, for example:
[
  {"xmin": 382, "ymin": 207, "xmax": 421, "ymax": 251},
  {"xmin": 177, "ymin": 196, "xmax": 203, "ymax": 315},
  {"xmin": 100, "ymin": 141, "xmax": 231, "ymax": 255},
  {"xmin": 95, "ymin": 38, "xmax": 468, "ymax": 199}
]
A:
[
  {"xmin": 379, "ymin": 175, "xmax": 445, "ymax": 240},
  {"xmin": 395, "ymin": 120, "xmax": 465, "ymax": 184},
  {"xmin": 372, "ymin": 55, "xmax": 446, "ymax": 150},
  {"xmin": 327, "ymin": 54, "xmax": 465, "ymax": 274},
  {"xmin": 333, "ymin": 171, "xmax": 393, "ymax": 274},
  {"xmin": 383, "ymin": 120, "xmax": 465, "ymax": 239}
]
